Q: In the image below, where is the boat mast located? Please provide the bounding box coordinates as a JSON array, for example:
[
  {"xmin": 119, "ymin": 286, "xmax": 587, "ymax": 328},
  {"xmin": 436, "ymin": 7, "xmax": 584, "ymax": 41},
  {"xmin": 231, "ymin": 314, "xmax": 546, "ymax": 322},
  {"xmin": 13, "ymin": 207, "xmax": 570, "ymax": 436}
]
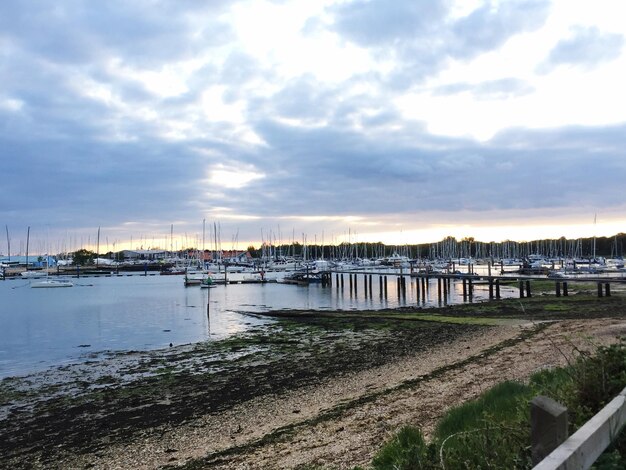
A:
[
  {"xmin": 593, "ymin": 214, "xmax": 597, "ymax": 261},
  {"xmin": 25, "ymin": 226, "xmax": 30, "ymax": 270},
  {"xmin": 5, "ymin": 225, "xmax": 10, "ymax": 261},
  {"xmin": 96, "ymin": 226, "xmax": 100, "ymax": 267}
]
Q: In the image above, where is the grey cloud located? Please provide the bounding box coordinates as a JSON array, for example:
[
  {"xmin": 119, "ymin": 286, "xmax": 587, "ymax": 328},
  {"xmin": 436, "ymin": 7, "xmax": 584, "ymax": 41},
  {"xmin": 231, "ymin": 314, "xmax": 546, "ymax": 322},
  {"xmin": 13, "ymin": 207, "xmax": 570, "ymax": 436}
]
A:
[
  {"xmin": 331, "ymin": 0, "xmax": 449, "ymax": 47},
  {"xmin": 434, "ymin": 78, "xmax": 534, "ymax": 100},
  {"xmin": 220, "ymin": 52, "xmax": 264, "ymax": 87},
  {"xmin": 1, "ymin": 1, "xmax": 624, "ymax": 245},
  {"xmin": 450, "ymin": 0, "xmax": 550, "ymax": 58},
  {"xmin": 3, "ymin": 115, "xmax": 625, "ymax": 242},
  {"xmin": 0, "ymin": 1, "xmax": 234, "ymax": 67},
  {"xmin": 540, "ymin": 26, "xmax": 624, "ymax": 72},
  {"xmin": 329, "ymin": 0, "xmax": 550, "ymax": 91},
  {"xmin": 267, "ymin": 76, "xmax": 336, "ymax": 120}
]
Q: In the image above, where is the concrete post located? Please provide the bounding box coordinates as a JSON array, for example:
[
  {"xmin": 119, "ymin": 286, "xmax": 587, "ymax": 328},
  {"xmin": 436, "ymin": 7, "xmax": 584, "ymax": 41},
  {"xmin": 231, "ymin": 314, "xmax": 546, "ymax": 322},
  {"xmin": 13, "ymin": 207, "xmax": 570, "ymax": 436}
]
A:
[{"xmin": 531, "ymin": 396, "xmax": 569, "ymax": 465}]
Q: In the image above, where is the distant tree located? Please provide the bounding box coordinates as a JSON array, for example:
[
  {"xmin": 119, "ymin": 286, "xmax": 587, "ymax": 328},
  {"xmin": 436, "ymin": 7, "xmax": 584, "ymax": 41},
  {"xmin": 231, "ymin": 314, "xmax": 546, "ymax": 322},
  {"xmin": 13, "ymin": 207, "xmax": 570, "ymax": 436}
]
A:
[
  {"xmin": 72, "ymin": 249, "xmax": 96, "ymax": 266},
  {"xmin": 247, "ymin": 245, "xmax": 260, "ymax": 258}
]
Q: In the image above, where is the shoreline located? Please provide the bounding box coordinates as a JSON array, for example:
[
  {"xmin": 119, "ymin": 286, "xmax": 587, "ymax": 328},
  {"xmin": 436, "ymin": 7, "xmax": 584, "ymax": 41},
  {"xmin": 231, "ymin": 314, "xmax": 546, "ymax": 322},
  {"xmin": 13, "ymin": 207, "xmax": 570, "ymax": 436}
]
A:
[{"xmin": 1, "ymin": 295, "xmax": 625, "ymax": 468}]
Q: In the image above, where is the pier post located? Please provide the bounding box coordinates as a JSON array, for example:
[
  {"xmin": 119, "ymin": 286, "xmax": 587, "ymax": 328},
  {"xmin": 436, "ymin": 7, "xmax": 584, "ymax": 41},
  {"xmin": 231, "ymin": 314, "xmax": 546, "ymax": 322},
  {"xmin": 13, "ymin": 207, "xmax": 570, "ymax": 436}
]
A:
[
  {"xmin": 556, "ymin": 282, "xmax": 561, "ymax": 297},
  {"xmin": 437, "ymin": 277, "xmax": 442, "ymax": 300},
  {"xmin": 605, "ymin": 283, "xmax": 611, "ymax": 297},
  {"xmin": 563, "ymin": 282, "xmax": 568, "ymax": 296},
  {"xmin": 488, "ymin": 262, "xmax": 491, "ymax": 277},
  {"xmin": 384, "ymin": 276, "xmax": 388, "ymax": 297},
  {"xmin": 462, "ymin": 278, "xmax": 467, "ymax": 300},
  {"xmin": 519, "ymin": 280, "xmax": 525, "ymax": 298},
  {"xmin": 336, "ymin": 273, "xmax": 340, "ymax": 289},
  {"xmin": 349, "ymin": 273, "xmax": 353, "ymax": 293},
  {"xmin": 495, "ymin": 279, "xmax": 501, "ymax": 299},
  {"xmin": 421, "ymin": 276, "xmax": 426, "ymax": 298},
  {"xmin": 526, "ymin": 280, "xmax": 532, "ymax": 298},
  {"xmin": 468, "ymin": 278, "xmax": 473, "ymax": 299},
  {"xmin": 379, "ymin": 275, "xmax": 383, "ymax": 297},
  {"xmin": 442, "ymin": 276, "xmax": 448, "ymax": 303},
  {"xmin": 364, "ymin": 274, "xmax": 368, "ymax": 297},
  {"xmin": 397, "ymin": 277, "xmax": 401, "ymax": 297},
  {"xmin": 341, "ymin": 274, "xmax": 344, "ymax": 290},
  {"xmin": 488, "ymin": 278, "xmax": 494, "ymax": 299},
  {"xmin": 369, "ymin": 275, "xmax": 373, "ymax": 295},
  {"xmin": 416, "ymin": 277, "xmax": 420, "ymax": 302},
  {"xmin": 597, "ymin": 282, "xmax": 603, "ymax": 298},
  {"xmin": 353, "ymin": 274, "xmax": 357, "ymax": 296}
]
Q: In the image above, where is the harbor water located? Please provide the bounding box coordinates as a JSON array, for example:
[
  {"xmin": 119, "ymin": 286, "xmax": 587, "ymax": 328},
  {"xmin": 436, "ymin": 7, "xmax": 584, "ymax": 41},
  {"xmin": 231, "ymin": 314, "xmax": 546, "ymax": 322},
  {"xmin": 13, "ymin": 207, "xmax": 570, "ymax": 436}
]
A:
[{"xmin": 0, "ymin": 273, "xmax": 516, "ymax": 378}]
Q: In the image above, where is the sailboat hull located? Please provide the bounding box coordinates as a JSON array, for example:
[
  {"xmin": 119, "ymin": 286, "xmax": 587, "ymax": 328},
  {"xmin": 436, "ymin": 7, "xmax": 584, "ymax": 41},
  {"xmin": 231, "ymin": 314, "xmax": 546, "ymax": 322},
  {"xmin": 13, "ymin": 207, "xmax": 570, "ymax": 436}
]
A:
[{"xmin": 31, "ymin": 280, "xmax": 73, "ymax": 288}]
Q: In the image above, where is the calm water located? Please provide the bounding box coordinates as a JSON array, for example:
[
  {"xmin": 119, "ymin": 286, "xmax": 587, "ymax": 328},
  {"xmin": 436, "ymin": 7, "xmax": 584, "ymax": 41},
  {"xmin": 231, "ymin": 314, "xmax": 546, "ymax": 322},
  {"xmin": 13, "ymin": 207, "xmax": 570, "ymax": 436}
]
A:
[{"xmin": 0, "ymin": 273, "xmax": 513, "ymax": 378}]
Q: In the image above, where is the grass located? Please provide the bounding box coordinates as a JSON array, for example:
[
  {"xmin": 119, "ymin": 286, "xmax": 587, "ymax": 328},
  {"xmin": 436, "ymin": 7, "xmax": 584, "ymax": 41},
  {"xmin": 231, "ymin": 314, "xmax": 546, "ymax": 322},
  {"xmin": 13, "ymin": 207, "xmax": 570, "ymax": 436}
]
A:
[{"xmin": 371, "ymin": 338, "xmax": 626, "ymax": 470}]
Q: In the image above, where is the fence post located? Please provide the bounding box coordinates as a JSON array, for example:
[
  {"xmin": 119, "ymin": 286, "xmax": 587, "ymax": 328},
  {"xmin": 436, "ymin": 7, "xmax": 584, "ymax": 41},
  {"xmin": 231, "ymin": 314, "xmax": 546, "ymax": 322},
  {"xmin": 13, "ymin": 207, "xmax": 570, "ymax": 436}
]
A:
[
  {"xmin": 531, "ymin": 396, "xmax": 569, "ymax": 465},
  {"xmin": 533, "ymin": 387, "xmax": 626, "ymax": 469}
]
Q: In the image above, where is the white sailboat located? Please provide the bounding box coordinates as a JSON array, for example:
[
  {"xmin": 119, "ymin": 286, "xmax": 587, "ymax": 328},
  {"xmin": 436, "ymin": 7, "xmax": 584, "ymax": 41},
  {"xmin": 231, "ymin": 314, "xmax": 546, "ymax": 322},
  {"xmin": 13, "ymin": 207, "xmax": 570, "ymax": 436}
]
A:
[
  {"xmin": 31, "ymin": 278, "xmax": 73, "ymax": 288},
  {"xmin": 30, "ymin": 233, "xmax": 73, "ymax": 288}
]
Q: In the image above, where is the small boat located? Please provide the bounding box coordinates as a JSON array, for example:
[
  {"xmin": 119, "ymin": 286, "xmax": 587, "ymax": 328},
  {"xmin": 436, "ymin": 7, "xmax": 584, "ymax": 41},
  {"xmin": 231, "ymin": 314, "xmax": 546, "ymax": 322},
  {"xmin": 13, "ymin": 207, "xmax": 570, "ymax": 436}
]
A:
[
  {"xmin": 21, "ymin": 270, "xmax": 47, "ymax": 278},
  {"xmin": 31, "ymin": 279, "xmax": 74, "ymax": 288},
  {"xmin": 200, "ymin": 276, "xmax": 216, "ymax": 288}
]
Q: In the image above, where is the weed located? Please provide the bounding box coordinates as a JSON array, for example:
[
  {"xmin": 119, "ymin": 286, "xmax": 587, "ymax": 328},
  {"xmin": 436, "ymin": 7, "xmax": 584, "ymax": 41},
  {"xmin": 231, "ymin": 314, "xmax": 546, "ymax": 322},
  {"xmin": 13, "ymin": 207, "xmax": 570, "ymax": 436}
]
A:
[{"xmin": 372, "ymin": 426, "xmax": 433, "ymax": 470}]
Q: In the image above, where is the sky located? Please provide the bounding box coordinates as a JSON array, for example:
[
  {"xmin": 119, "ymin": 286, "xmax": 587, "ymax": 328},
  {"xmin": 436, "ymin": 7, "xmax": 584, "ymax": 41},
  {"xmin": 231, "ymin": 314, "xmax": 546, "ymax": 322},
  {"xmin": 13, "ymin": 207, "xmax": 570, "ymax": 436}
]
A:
[{"xmin": 1, "ymin": 0, "xmax": 626, "ymax": 253}]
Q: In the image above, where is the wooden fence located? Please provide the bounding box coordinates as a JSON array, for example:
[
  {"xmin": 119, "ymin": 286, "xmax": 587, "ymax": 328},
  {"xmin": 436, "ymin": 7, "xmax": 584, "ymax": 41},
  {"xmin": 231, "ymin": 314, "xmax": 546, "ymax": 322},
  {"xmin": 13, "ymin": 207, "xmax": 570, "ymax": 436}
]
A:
[{"xmin": 532, "ymin": 386, "xmax": 626, "ymax": 469}]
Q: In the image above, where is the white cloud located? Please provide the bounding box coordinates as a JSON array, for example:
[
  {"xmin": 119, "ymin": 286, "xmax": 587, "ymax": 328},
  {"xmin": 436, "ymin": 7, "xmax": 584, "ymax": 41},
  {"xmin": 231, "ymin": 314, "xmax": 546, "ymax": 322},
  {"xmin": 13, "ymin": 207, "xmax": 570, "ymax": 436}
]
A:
[{"xmin": 207, "ymin": 163, "xmax": 265, "ymax": 189}]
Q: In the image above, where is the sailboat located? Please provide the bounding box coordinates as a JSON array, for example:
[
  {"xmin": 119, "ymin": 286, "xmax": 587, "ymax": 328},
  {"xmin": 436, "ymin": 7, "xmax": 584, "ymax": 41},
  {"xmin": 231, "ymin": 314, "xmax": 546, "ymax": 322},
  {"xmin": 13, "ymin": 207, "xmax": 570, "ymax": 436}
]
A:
[
  {"xmin": 30, "ymin": 233, "xmax": 73, "ymax": 288},
  {"xmin": 21, "ymin": 226, "xmax": 47, "ymax": 279},
  {"xmin": 31, "ymin": 277, "xmax": 73, "ymax": 288}
]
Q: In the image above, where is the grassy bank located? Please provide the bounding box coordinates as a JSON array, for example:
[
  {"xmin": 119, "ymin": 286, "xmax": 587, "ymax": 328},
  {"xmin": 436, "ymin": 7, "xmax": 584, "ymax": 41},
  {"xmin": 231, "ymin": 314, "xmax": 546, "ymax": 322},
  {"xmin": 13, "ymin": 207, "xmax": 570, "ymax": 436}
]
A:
[{"xmin": 370, "ymin": 339, "xmax": 626, "ymax": 469}]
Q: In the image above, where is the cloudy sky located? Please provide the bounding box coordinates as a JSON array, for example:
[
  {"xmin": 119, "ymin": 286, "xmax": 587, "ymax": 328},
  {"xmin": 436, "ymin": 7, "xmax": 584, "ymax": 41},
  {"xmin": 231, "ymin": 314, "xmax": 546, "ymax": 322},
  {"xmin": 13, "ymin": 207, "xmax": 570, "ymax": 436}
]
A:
[{"xmin": 1, "ymin": 0, "xmax": 625, "ymax": 252}]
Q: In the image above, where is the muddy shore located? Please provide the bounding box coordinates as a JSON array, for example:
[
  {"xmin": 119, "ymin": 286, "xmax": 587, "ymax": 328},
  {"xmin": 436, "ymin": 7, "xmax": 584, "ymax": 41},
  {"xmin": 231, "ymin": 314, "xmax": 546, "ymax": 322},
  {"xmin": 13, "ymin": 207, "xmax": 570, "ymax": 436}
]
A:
[{"xmin": 1, "ymin": 293, "xmax": 625, "ymax": 469}]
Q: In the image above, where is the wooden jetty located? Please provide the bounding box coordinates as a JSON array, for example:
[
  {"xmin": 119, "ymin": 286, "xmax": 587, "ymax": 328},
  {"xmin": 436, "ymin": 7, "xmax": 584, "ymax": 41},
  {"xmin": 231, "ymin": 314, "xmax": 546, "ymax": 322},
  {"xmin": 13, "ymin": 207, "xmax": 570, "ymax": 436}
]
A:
[{"xmin": 320, "ymin": 269, "xmax": 625, "ymax": 301}]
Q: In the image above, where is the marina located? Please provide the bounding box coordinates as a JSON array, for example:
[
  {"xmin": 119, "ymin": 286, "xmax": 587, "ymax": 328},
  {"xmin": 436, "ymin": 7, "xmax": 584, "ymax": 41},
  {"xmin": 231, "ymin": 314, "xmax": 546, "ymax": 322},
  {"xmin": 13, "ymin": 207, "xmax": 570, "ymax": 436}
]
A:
[
  {"xmin": 2, "ymin": 258, "xmax": 624, "ymax": 379},
  {"xmin": 0, "ymin": 269, "xmax": 512, "ymax": 378}
]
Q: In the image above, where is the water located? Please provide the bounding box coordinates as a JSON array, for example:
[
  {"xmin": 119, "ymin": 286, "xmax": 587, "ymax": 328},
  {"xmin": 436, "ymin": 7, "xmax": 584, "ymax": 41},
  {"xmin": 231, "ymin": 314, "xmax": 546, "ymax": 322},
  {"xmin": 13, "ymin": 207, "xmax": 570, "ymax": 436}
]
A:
[{"xmin": 0, "ymin": 273, "xmax": 514, "ymax": 378}]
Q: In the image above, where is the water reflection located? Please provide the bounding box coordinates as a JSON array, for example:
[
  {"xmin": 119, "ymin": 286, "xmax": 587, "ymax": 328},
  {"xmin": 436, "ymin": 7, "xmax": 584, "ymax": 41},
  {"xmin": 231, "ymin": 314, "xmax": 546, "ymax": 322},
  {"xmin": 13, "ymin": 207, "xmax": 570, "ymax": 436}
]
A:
[{"xmin": 0, "ymin": 272, "xmax": 516, "ymax": 377}]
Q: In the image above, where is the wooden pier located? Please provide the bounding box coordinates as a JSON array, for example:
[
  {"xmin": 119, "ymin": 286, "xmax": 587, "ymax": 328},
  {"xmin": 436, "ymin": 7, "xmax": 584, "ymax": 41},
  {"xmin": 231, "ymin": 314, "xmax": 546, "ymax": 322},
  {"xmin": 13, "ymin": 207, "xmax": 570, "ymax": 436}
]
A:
[{"xmin": 321, "ymin": 269, "xmax": 625, "ymax": 301}]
